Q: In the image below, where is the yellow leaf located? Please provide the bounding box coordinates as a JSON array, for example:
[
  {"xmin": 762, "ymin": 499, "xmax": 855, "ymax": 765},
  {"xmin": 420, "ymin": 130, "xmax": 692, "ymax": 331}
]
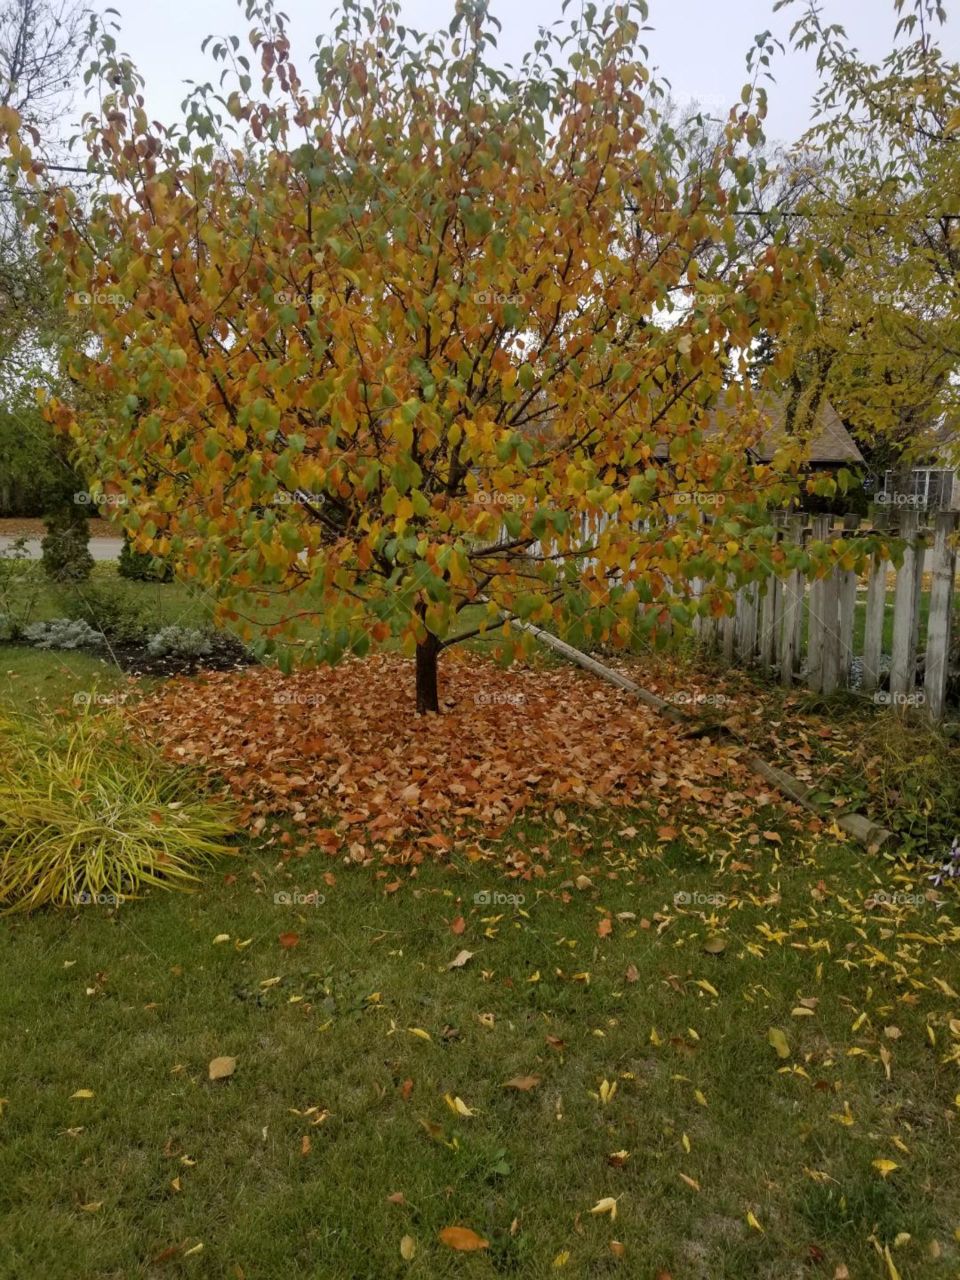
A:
[
  {"xmin": 693, "ymin": 1089, "xmax": 708, "ymax": 1106},
  {"xmin": 79, "ymin": 1201, "xmax": 103, "ymax": 1213},
  {"xmin": 679, "ymin": 1172, "xmax": 701, "ymax": 1191},
  {"xmin": 746, "ymin": 1211, "xmax": 764, "ymax": 1233},
  {"xmin": 553, "ymin": 1250, "xmax": 570, "ymax": 1267},
  {"xmin": 443, "ymin": 1093, "xmax": 475, "ymax": 1118},
  {"xmin": 212, "ymin": 933, "xmax": 230, "ymax": 944},
  {"xmin": 208, "ymin": 1056, "xmax": 236, "ymax": 1081},
  {"xmin": 400, "ymin": 1235, "xmax": 416, "ymax": 1261},
  {"xmin": 695, "ymin": 979, "xmax": 719, "ymax": 998},
  {"xmin": 407, "ymin": 1027, "xmax": 432, "ymax": 1041},
  {"xmin": 590, "ymin": 1197, "xmax": 618, "ymax": 1220},
  {"xmin": 70, "ymin": 1089, "xmax": 95, "ymax": 1099},
  {"xmin": 873, "ymin": 1159, "xmax": 899, "ymax": 1178},
  {"xmin": 768, "ymin": 1028, "xmax": 790, "ymax": 1059}
]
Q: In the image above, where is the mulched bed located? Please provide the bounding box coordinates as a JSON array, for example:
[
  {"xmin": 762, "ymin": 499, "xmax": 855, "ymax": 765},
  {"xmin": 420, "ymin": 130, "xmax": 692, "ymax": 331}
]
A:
[
  {"xmin": 97, "ymin": 632, "xmax": 255, "ymax": 678},
  {"xmin": 4, "ymin": 632, "xmax": 255, "ymax": 679},
  {"xmin": 136, "ymin": 651, "xmax": 817, "ymax": 860}
]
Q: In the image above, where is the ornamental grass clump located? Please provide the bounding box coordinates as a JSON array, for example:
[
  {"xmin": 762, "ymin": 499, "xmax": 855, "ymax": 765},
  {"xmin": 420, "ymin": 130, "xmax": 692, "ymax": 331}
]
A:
[{"xmin": 0, "ymin": 705, "xmax": 237, "ymax": 913}]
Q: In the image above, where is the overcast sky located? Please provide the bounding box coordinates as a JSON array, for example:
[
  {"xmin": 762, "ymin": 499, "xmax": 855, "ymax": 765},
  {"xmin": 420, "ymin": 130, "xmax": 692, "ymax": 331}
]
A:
[{"xmin": 82, "ymin": 0, "xmax": 959, "ymax": 149}]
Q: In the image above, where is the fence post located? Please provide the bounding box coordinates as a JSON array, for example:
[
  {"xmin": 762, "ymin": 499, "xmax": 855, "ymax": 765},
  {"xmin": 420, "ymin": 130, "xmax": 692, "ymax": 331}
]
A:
[
  {"xmin": 838, "ymin": 514, "xmax": 859, "ymax": 687},
  {"xmin": 862, "ymin": 551, "xmax": 888, "ymax": 693},
  {"xmin": 736, "ymin": 581, "xmax": 759, "ymax": 663},
  {"xmin": 890, "ymin": 510, "xmax": 921, "ymax": 698},
  {"xmin": 923, "ymin": 510, "xmax": 957, "ymax": 720},
  {"xmin": 807, "ymin": 515, "xmax": 830, "ymax": 692},
  {"xmin": 779, "ymin": 514, "xmax": 804, "ymax": 687}
]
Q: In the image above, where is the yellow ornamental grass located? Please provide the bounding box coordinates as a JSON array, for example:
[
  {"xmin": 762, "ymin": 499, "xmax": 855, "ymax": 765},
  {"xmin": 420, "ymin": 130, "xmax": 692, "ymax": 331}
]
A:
[{"xmin": 0, "ymin": 707, "xmax": 237, "ymax": 913}]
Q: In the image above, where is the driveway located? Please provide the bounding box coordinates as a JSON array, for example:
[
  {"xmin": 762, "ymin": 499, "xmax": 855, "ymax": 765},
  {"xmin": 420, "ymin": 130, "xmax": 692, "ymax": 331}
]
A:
[{"xmin": 0, "ymin": 536, "xmax": 124, "ymax": 561}]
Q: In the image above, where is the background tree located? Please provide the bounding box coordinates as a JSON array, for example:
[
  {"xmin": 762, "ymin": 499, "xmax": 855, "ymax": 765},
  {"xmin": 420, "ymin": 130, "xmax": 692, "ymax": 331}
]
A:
[
  {"xmin": 3, "ymin": 0, "xmax": 856, "ymax": 711},
  {"xmin": 767, "ymin": 0, "xmax": 960, "ymax": 473}
]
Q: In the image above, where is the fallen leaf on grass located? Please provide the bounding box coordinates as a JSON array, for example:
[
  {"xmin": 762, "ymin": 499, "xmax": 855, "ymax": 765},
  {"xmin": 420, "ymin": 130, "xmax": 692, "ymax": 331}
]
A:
[
  {"xmin": 873, "ymin": 1159, "xmax": 899, "ymax": 1178},
  {"xmin": 400, "ymin": 1235, "xmax": 416, "ymax": 1261},
  {"xmin": 79, "ymin": 1201, "xmax": 102, "ymax": 1213},
  {"xmin": 208, "ymin": 1056, "xmax": 236, "ymax": 1081},
  {"xmin": 447, "ymin": 949, "xmax": 474, "ymax": 970},
  {"xmin": 767, "ymin": 1028, "xmax": 791, "ymax": 1059},
  {"xmin": 438, "ymin": 1226, "xmax": 489, "ymax": 1251},
  {"xmin": 278, "ymin": 932, "xmax": 300, "ymax": 949},
  {"xmin": 503, "ymin": 1075, "xmax": 540, "ymax": 1091},
  {"xmin": 70, "ymin": 1089, "xmax": 95, "ymax": 1099},
  {"xmin": 590, "ymin": 1197, "xmax": 618, "ymax": 1221}
]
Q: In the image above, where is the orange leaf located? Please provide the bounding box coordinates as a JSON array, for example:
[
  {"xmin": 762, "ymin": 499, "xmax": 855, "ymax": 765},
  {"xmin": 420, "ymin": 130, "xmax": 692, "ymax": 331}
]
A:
[{"xmin": 438, "ymin": 1226, "xmax": 489, "ymax": 1252}]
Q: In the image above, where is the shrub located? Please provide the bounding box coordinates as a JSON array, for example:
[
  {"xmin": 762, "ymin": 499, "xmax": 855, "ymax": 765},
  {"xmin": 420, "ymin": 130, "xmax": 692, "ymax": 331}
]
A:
[
  {"xmin": 850, "ymin": 713, "xmax": 960, "ymax": 859},
  {"xmin": 23, "ymin": 618, "xmax": 104, "ymax": 650},
  {"xmin": 0, "ymin": 537, "xmax": 44, "ymax": 639},
  {"xmin": 0, "ymin": 707, "xmax": 237, "ymax": 913},
  {"xmin": 41, "ymin": 507, "xmax": 94, "ymax": 582},
  {"xmin": 147, "ymin": 626, "xmax": 213, "ymax": 658},
  {"xmin": 118, "ymin": 534, "xmax": 173, "ymax": 582},
  {"xmin": 60, "ymin": 581, "xmax": 147, "ymax": 645}
]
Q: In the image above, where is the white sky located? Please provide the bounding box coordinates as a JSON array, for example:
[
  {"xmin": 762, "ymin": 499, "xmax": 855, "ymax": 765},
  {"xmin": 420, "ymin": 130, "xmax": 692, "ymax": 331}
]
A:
[{"xmin": 80, "ymin": 0, "xmax": 959, "ymax": 150}]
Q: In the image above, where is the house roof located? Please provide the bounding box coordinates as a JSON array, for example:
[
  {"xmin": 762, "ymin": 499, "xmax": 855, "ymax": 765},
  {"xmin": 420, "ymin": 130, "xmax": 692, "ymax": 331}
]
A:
[{"xmin": 652, "ymin": 392, "xmax": 865, "ymax": 466}]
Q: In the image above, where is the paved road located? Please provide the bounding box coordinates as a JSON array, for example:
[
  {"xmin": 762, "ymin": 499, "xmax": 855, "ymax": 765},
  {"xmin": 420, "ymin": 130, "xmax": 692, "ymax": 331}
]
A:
[{"xmin": 0, "ymin": 536, "xmax": 124, "ymax": 561}]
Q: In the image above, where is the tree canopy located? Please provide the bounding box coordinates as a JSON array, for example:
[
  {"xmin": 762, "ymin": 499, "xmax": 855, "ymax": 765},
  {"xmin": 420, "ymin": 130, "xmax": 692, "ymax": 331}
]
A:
[{"xmin": 2, "ymin": 0, "xmax": 877, "ymax": 707}]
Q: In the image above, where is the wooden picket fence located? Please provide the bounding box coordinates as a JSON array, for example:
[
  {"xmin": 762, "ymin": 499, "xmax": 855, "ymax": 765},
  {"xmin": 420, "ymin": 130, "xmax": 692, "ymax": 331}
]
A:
[{"xmin": 691, "ymin": 510, "xmax": 959, "ymax": 718}]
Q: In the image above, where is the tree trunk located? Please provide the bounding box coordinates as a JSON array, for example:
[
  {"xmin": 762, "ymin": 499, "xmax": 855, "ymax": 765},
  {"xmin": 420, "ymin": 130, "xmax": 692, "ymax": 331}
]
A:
[{"xmin": 415, "ymin": 632, "xmax": 440, "ymax": 714}]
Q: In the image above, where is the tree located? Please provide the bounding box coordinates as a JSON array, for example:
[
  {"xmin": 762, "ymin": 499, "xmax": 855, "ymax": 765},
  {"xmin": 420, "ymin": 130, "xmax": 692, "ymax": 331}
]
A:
[
  {"xmin": 3, "ymin": 0, "xmax": 835, "ymax": 711},
  {"xmin": 771, "ymin": 0, "xmax": 960, "ymax": 466},
  {"xmin": 0, "ymin": 0, "xmax": 87, "ymax": 391}
]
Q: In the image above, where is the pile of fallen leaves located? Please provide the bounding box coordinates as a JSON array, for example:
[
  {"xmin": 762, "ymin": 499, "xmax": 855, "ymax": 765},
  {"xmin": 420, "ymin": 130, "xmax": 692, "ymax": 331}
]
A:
[{"xmin": 135, "ymin": 652, "xmax": 787, "ymax": 859}]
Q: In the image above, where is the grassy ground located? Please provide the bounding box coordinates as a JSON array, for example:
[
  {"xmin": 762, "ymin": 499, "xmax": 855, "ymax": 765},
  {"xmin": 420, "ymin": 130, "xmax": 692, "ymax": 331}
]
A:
[{"xmin": 2, "ymin": 658, "xmax": 960, "ymax": 1279}]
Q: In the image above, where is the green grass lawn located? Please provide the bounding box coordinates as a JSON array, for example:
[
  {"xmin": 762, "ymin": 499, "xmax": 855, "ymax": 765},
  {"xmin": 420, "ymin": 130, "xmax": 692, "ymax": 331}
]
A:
[
  {"xmin": 2, "ymin": 657, "xmax": 960, "ymax": 1279},
  {"xmin": 2, "ymin": 815, "xmax": 959, "ymax": 1279}
]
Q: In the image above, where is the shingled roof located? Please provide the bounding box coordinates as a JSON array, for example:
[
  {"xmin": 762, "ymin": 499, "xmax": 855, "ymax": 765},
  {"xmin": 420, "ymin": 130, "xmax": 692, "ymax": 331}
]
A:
[{"xmin": 652, "ymin": 393, "xmax": 865, "ymax": 465}]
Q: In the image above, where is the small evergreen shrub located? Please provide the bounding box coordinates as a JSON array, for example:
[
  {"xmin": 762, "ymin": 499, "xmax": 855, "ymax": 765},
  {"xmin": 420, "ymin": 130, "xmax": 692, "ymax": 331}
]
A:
[
  {"xmin": 41, "ymin": 508, "xmax": 94, "ymax": 583},
  {"xmin": 146, "ymin": 626, "xmax": 213, "ymax": 658},
  {"xmin": 23, "ymin": 618, "xmax": 104, "ymax": 650}
]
